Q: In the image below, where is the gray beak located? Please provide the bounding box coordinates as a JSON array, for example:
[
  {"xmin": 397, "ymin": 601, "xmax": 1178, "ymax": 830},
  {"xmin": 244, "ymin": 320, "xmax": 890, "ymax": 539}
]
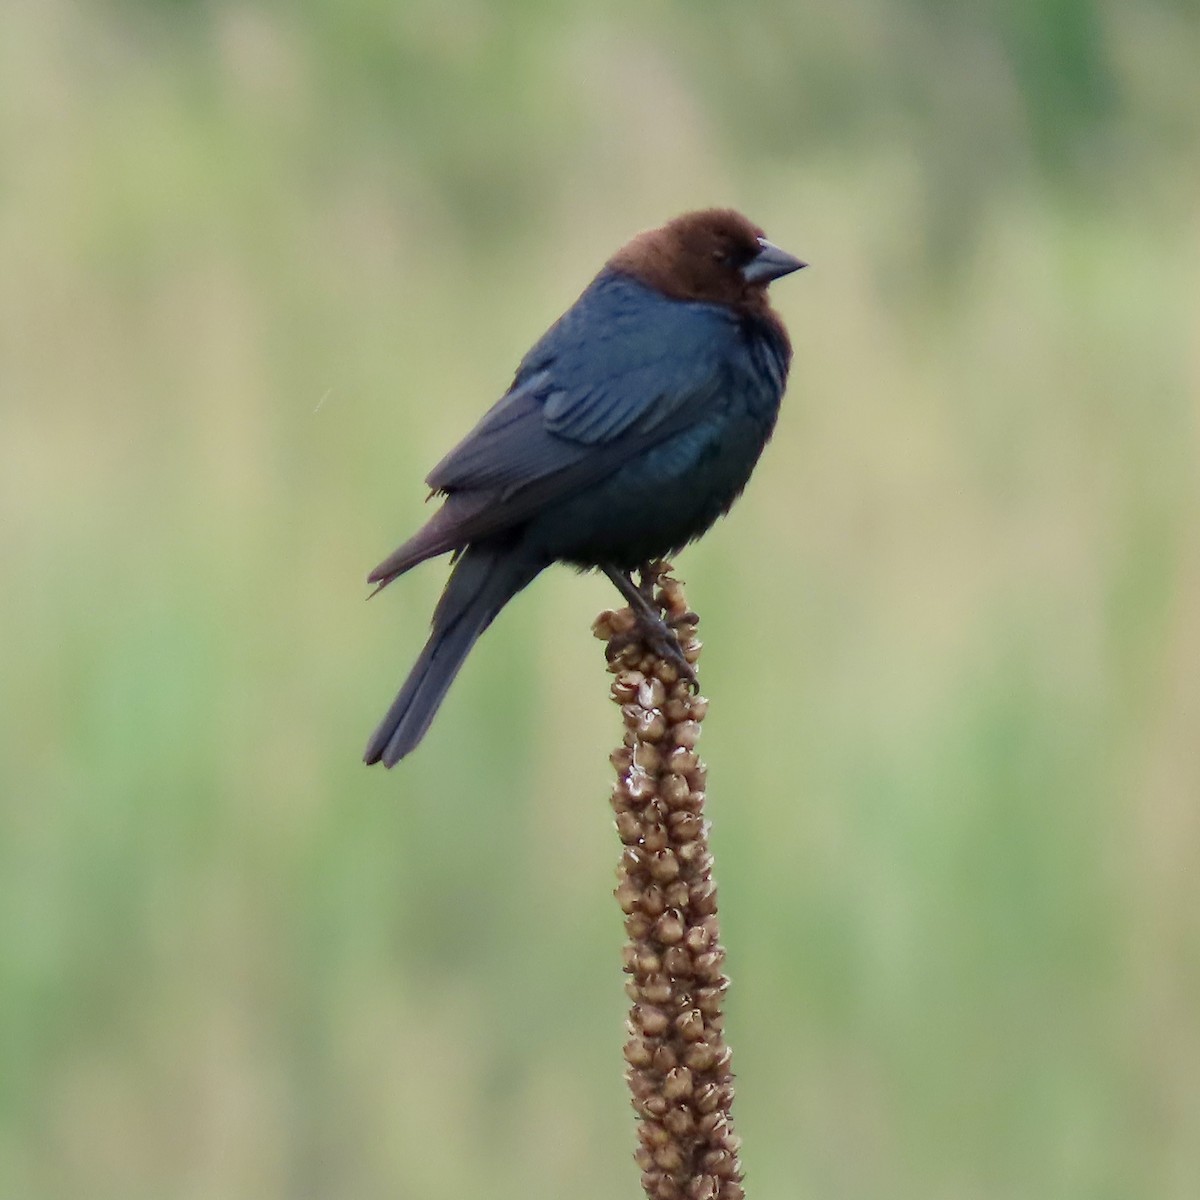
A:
[{"xmin": 742, "ymin": 238, "xmax": 807, "ymax": 285}]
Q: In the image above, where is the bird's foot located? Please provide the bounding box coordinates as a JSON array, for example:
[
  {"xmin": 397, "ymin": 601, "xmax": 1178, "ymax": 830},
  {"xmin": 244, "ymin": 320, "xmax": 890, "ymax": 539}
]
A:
[
  {"xmin": 602, "ymin": 563, "xmax": 700, "ymax": 690},
  {"xmin": 603, "ymin": 620, "xmax": 698, "ymax": 688}
]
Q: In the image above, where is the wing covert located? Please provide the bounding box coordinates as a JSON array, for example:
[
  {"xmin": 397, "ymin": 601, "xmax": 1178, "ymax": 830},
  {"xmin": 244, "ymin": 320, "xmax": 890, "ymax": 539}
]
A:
[{"xmin": 425, "ymin": 271, "xmax": 739, "ymax": 500}]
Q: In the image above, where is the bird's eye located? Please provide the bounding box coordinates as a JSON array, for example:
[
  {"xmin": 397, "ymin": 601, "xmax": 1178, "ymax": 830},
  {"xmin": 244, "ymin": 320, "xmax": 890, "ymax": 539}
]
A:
[{"xmin": 713, "ymin": 241, "xmax": 756, "ymax": 269}]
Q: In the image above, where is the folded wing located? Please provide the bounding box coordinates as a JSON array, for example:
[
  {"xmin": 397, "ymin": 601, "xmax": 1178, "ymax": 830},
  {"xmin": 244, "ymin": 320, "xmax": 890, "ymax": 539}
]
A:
[{"xmin": 369, "ymin": 274, "xmax": 739, "ymax": 588}]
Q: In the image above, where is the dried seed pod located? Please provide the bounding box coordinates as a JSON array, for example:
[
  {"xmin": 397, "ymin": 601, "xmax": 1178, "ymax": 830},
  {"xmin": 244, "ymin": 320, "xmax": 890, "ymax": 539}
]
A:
[
  {"xmin": 601, "ymin": 562, "xmax": 743, "ymax": 1200},
  {"xmin": 638, "ymin": 676, "xmax": 668, "ymax": 710},
  {"xmin": 615, "ymin": 811, "xmax": 644, "ymax": 843},
  {"xmin": 642, "ymin": 978, "xmax": 673, "ymax": 1005},
  {"xmin": 638, "ymin": 709, "xmax": 669, "ymax": 742}
]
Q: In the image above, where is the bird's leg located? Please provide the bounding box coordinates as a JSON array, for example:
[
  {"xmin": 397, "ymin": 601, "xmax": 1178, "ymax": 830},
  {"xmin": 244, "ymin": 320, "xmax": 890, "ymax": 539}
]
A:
[
  {"xmin": 602, "ymin": 565, "xmax": 698, "ymax": 688},
  {"xmin": 635, "ymin": 562, "xmax": 700, "ymax": 633},
  {"xmin": 634, "ymin": 563, "xmax": 658, "ymax": 603}
]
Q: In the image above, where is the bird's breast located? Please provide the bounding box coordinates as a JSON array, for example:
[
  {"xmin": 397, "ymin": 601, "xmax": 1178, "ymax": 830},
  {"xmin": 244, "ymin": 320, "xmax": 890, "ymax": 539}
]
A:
[{"xmin": 527, "ymin": 392, "xmax": 778, "ymax": 570}]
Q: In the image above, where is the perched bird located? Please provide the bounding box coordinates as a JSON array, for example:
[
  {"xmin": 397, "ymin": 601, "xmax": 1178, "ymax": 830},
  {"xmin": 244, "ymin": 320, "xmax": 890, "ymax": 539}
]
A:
[{"xmin": 364, "ymin": 208, "xmax": 805, "ymax": 766}]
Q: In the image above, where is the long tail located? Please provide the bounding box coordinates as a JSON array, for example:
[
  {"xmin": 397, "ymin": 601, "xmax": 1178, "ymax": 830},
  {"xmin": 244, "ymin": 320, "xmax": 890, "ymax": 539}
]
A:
[{"xmin": 364, "ymin": 541, "xmax": 544, "ymax": 766}]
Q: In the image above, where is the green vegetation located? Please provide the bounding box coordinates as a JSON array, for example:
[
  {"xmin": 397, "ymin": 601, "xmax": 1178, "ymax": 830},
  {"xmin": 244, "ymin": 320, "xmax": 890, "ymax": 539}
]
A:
[{"xmin": 2, "ymin": 1, "xmax": 1197, "ymax": 1196}]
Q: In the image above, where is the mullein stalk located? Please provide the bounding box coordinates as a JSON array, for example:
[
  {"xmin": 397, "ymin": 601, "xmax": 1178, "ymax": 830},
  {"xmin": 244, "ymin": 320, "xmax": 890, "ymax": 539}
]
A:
[{"xmin": 593, "ymin": 563, "xmax": 745, "ymax": 1200}]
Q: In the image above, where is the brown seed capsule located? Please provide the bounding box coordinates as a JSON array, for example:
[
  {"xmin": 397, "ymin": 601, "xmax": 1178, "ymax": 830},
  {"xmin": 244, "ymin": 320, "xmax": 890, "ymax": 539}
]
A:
[
  {"xmin": 615, "ymin": 811, "xmax": 643, "ymax": 843},
  {"xmin": 648, "ymin": 850, "xmax": 681, "ymax": 882},
  {"xmin": 666, "ymin": 747, "xmax": 698, "ymax": 774},
  {"xmin": 640, "ymin": 1119, "xmax": 669, "ymax": 1147},
  {"xmin": 707, "ymin": 1150, "xmax": 737, "ymax": 1180},
  {"xmin": 653, "ymin": 660, "xmax": 680, "ymax": 686},
  {"xmin": 642, "ymin": 978, "xmax": 673, "ymax": 1005},
  {"xmin": 637, "ymin": 1005, "xmax": 670, "ymax": 1036},
  {"xmin": 635, "ymin": 950, "xmax": 662, "ymax": 976},
  {"xmin": 670, "ymin": 813, "xmax": 704, "ymax": 842},
  {"xmin": 638, "ymin": 676, "xmax": 667, "ymax": 709},
  {"xmin": 621, "ymin": 847, "xmax": 644, "ymax": 874},
  {"xmin": 641, "ymin": 885, "xmax": 667, "ymax": 918},
  {"xmin": 690, "ymin": 882, "xmax": 718, "ymax": 916},
  {"xmin": 694, "ymin": 1082, "xmax": 721, "ymax": 1114},
  {"xmin": 627, "ymin": 770, "xmax": 657, "ymax": 803},
  {"xmin": 654, "ymin": 911, "xmax": 685, "ymax": 945},
  {"xmin": 662, "ymin": 1066, "xmax": 694, "ymax": 1100},
  {"xmin": 625, "ymin": 912, "xmax": 652, "ymax": 940},
  {"xmin": 633, "ymin": 741, "xmax": 663, "ymax": 774},
  {"xmin": 663, "ymin": 945, "xmax": 693, "ymax": 977},
  {"xmin": 610, "ymin": 673, "xmax": 640, "ymax": 703},
  {"xmin": 664, "ymin": 1106, "xmax": 695, "ymax": 1137},
  {"xmin": 675, "ymin": 1008, "xmax": 706, "ymax": 1042},
  {"xmin": 654, "ymin": 1144, "xmax": 684, "ymax": 1173},
  {"xmin": 610, "ymin": 746, "xmax": 634, "ymax": 772},
  {"xmin": 660, "ymin": 773, "xmax": 691, "ymax": 805},
  {"xmin": 638, "ymin": 709, "xmax": 668, "ymax": 743},
  {"xmin": 624, "ymin": 1038, "xmax": 653, "ymax": 1067},
  {"xmin": 652, "ymin": 1045, "xmax": 678, "ymax": 1074},
  {"xmin": 615, "ymin": 880, "xmax": 641, "ymax": 914},
  {"xmin": 643, "ymin": 827, "xmax": 669, "ymax": 854}
]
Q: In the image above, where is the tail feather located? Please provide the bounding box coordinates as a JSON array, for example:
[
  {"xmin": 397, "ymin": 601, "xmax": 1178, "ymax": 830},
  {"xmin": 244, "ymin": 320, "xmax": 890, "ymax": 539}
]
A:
[
  {"xmin": 364, "ymin": 542, "xmax": 543, "ymax": 766},
  {"xmin": 367, "ymin": 493, "xmax": 497, "ymax": 594},
  {"xmin": 367, "ymin": 507, "xmax": 462, "ymax": 594}
]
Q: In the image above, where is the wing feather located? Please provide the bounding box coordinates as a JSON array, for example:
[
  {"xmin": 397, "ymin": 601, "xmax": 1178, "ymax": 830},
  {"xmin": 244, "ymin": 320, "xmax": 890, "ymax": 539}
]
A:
[{"xmin": 427, "ymin": 273, "xmax": 737, "ymax": 502}]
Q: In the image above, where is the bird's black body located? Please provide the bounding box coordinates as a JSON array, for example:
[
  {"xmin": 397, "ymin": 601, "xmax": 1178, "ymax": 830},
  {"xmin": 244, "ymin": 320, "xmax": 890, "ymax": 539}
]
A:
[{"xmin": 365, "ymin": 210, "xmax": 804, "ymax": 766}]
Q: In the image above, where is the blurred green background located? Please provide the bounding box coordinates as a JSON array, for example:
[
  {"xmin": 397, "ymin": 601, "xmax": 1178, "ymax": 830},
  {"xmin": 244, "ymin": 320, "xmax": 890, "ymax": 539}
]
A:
[{"xmin": 2, "ymin": 0, "xmax": 1198, "ymax": 1196}]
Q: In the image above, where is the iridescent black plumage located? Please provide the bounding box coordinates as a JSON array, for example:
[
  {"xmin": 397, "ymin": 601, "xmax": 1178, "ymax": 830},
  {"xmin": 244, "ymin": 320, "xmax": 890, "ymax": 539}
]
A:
[{"xmin": 365, "ymin": 209, "xmax": 804, "ymax": 765}]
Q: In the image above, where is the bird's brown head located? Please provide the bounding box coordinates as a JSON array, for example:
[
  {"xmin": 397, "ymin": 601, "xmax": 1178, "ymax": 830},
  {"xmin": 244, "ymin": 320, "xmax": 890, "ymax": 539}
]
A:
[{"xmin": 607, "ymin": 208, "xmax": 806, "ymax": 313}]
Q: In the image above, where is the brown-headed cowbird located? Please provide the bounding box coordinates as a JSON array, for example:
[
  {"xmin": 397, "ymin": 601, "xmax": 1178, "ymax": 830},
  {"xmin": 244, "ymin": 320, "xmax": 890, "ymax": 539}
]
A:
[{"xmin": 364, "ymin": 209, "xmax": 805, "ymax": 766}]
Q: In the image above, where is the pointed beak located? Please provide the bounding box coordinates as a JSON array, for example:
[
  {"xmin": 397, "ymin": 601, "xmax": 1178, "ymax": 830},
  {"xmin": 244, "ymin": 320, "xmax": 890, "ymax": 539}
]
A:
[{"xmin": 742, "ymin": 238, "xmax": 807, "ymax": 285}]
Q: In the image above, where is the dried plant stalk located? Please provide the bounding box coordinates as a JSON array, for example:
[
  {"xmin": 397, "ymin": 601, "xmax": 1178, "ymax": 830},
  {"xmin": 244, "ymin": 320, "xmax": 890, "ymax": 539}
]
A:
[{"xmin": 593, "ymin": 562, "xmax": 745, "ymax": 1200}]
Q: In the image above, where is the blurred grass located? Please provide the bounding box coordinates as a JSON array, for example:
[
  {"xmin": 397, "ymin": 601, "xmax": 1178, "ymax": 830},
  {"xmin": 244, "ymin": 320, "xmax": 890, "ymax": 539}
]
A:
[{"xmin": 2, "ymin": 0, "xmax": 1199, "ymax": 1197}]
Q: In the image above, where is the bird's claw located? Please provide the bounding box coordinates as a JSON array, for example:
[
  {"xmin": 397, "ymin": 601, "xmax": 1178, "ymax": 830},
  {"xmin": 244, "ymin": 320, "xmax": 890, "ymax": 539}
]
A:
[
  {"xmin": 602, "ymin": 563, "xmax": 699, "ymax": 690},
  {"xmin": 646, "ymin": 625, "xmax": 699, "ymax": 690},
  {"xmin": 606, "ymin": 617, "xmax": 698, "ymax": 690}
]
